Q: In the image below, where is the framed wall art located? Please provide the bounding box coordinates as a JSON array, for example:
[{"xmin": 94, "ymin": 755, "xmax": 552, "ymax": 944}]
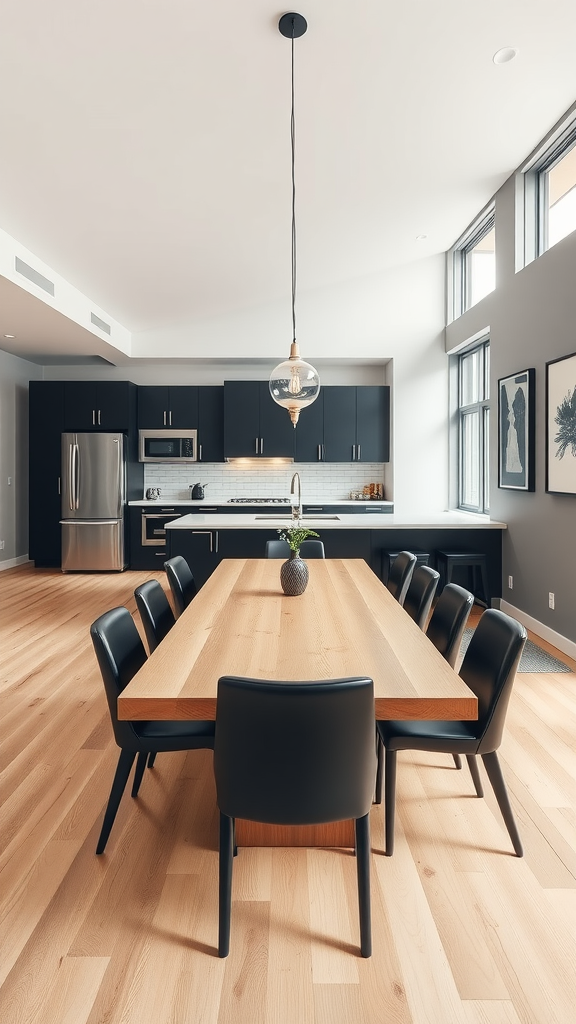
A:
[
  {"xmin": 546, "ymin": 352, "xmax": 576, "ymax": 496},
  {"xmin": 498, "ymin": 367, "xmax": 535, "ymax": 491}
]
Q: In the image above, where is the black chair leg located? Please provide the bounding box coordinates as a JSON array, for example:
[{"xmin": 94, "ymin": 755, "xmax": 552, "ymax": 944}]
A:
[
  {"xmin": 96, "ymin": 749, "xmax": 136, "ymax": 855},
  {"xmin": 481, "ymin": 751, "xmax": 523, "ymax": 856},
  {"xmin": 384, "ymin": 748, "xmax": 397, "ymax": 856},
  {"xmin": 354, "ymin": 813, "xmax": 372, "ymax": 958},
  {"xmin": 147, "ymin": 752, "xmax": 157, "ymax": 769},
  {"xmin": 453, "ymin": 753, "xmax": 462, "ymax": 770},
  {"xmin": 466, "ymin": 754, "xmax": 484, "ymax": 797},
  {"xmin": 218, "ymin": 813, "xmax": 234, "ymax": 957},
  {"xmin": 374, "ymin": 734, "xmax": 383, "ymax": 804},
  {"xmin": 131, "ymin": 751, "xmax": 148, "ymax": 797}
]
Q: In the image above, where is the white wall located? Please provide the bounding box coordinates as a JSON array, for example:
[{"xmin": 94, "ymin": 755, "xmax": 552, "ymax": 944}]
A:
[{"xmin": 0, "ymin": 350, "xmax": 41, "ymax": 566}]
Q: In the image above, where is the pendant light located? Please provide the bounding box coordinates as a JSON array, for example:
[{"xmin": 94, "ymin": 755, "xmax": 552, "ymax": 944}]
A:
[{"xmin": 269, "ymin": 12, "xmax": 320, "ymax": 428}]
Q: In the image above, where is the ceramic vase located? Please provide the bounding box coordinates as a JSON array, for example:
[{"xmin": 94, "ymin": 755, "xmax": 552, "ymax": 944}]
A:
[{"xmin": 280, "ymin": 552, "xmax": 309, "ymax": 596}]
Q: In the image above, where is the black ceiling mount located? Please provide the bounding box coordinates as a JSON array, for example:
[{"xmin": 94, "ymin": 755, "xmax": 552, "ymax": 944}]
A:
[{"xmin": 278, "ymin": 13, "xmax": 307, "ymax": 38}]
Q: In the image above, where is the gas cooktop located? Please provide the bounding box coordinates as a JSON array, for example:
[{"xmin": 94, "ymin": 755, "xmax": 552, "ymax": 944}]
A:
[{"xmin": 228, "ymin": 497, "xmax": 291, "ymax": 504}]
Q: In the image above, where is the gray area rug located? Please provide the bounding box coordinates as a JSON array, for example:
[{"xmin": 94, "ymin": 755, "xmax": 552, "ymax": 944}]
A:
[{"xmin": 460, "ymin": 628, "xmax": 573, "ymax": 673}]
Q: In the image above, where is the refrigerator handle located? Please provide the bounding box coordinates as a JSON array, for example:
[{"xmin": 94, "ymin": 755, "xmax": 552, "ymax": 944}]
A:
[
  {"xmin": 68, "ymin": 444, "xmax": 75, "ymax": 510},
  {"xmin": 73, "ymin": 443, "xmax": 80, "ymax": 509}
]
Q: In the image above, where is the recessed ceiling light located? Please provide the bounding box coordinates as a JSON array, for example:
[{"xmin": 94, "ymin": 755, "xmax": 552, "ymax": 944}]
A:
[
  {"xmin": 4, "ymin": 334, "xmax": 16, "ymax": 339},
  {"xmin": 415, "ymin": 234, "xmax": 428, "ymax": 241},
  {"xmin": 493, "ymin": 47, "xmax": 518, "ymax": 65}
]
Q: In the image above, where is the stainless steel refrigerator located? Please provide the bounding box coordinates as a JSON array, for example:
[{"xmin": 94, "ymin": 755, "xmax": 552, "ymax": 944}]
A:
[{"xmin": 60, "ymin": 432, "xmax": 127, "ymax": 571}]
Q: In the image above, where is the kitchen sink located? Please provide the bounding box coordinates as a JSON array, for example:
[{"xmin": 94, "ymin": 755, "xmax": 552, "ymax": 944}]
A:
[{"xmin": 254, "ymin": 514, "xmax": 341, "ymax": 520}]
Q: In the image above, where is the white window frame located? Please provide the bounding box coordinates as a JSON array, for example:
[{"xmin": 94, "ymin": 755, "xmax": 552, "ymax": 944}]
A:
[
  {"xmin": 457, "ymin": 338, "xmax": 490, "ymax": 514},
  {"xmin": 449, "ymin": 205, "xmax": 495, "ymax": 321},
  {"xmin": 521, "ymin": 110, "xmax": 576, "ymax": 266}
]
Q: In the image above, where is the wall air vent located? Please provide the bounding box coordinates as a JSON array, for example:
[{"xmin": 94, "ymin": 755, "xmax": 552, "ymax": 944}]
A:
[
  {"xmin": 90, "ymin": 312, "xmax": 111, "ymax": 335},
  {"xmin": 15, "ymin": 256, "xmax": 55, "ymax": 296}
]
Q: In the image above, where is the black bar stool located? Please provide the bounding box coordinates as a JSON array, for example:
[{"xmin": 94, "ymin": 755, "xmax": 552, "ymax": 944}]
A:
[{"xmin": 436, "ymin": 551, "xmax": 490, "ymax": 606}]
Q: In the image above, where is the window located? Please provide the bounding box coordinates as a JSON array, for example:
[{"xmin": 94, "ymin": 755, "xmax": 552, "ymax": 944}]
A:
[
  {"xmin": 450, "ymin": 207, "xmax": 495, "ymax": 319},
  {"xmin": 458, "ymin": 339, "xmax": 490, "ymax": 513},
  {"xmin": 523, "ymin": 114, "xmax": 576, "ymax": 262}
]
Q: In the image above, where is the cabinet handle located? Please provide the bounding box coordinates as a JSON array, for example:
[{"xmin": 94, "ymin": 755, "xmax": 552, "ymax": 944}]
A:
[
  {"xmin": 215, "ymin": 531, "xmax": 219, "ymax": 553},
  {"xmin": 260, "ymin": 437, "xmax": 264, "ymax": 455},
  {"xmin": 98, "ymin": 409, "xmax": 101, "ymax": 425},
  {"xmin": 352, "ymin": 444, "xmax": 356, "ymax": 460},
  {"xmin": 322, "ymin": 444, "xmax": 325, "ymax": 461},
  {"xmin": 154, "ymin": 551, "xmax": 166, "ymax": 557},
  {"xmin": 357, "ymin": 443, "xmax": 360, "ymax": 460},
  {"xmin": 58, "ymin": 476, "xmax": 61, "ymax": 495},
  {"xmin": 163, "ymin": 411, "xmax": 167, "ymax": 426},
  {"xmin": 92, "ymin": 409, "xmax": 96, "ymax": 426},
  {"xmin": 192, "ymin": 530, "xmax": 213, "ymax": 552},
  {"xmin": 169, "ymin": 411, "xmax": 172, "ymax": 426},
  {"xmin": 317, "ymin": 444, "xmax": 321, "ymax": 461},
  {"xmin": 255, "ymin": 438, "xmax": 259, "ymax": 454},
  {"xmin": 199, "ymin": 443, "xmax": 203, "ymax": 461},
  {"xmin": 307, "ymin": 507, "xmax": 323, "ymax": 511}
]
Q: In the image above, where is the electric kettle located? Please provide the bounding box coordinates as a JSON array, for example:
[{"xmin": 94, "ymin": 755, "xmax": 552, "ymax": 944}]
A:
[{"xmin": 190, "ymin": 483, "xmax": 206, "ymax": 500}]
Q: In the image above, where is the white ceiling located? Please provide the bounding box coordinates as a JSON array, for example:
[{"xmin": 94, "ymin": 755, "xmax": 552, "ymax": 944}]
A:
[{"xmin": 1, "ymin": 1, "xmax": 575, "ymax": 363}]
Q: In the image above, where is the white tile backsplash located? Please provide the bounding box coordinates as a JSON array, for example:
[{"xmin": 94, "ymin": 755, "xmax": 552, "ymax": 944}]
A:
[{"xmin": 144, "ymin": 462, "xmax": 386, "ymax": 502}]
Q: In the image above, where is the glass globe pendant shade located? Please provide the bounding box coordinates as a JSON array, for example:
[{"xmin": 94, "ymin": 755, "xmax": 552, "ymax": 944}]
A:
[{"xmin": 269, "ymin": 342, "xmax": 320, "ymax": 426}]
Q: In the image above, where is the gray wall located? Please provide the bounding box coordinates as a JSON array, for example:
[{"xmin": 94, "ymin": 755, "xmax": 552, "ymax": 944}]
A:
[
  {"xmin": 446, "ymin": 174, "xmax": 576, "ymax": 644},
  {"xmin": 0, "ymin": 350, "xmax": 41, "ymax": 566}
]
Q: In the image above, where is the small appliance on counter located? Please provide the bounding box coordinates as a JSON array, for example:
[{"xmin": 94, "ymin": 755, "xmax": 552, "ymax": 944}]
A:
[
  {"xmin": 146, "ymin": 487, "xmax": 161, "ymax": 500},
  {"xmin": 190, "ymin": 483, "xmax": 207, "ymax": 500}
]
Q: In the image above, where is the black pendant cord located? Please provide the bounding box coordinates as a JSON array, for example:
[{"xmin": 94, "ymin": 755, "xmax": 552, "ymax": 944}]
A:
[{"xmin": 290, "ymin": 27, "xmax": 297, "ymax": 347}]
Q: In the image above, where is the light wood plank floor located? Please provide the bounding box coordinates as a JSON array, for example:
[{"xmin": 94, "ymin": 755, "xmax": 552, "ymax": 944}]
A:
[{"xmin": 1, "ymin": 565, "xmax": 575, "ymax": 1024}]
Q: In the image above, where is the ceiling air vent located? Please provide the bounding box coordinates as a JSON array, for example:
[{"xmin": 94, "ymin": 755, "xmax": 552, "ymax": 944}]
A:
[
  {"xmin": 15, "ymin": 256, "xmax": 55, "ymax": 296},
  {"xmin": 90, "ymin": 312, "xmax": 111, "ymax": 335}
]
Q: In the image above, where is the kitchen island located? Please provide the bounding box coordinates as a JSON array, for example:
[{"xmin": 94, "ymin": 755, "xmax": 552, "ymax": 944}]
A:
[{"xmin": 165, "ymin": 510, "xmax": 506, "ymax": 600}]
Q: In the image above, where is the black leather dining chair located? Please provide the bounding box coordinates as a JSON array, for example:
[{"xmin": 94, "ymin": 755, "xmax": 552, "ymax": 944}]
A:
[
  {"xmin": 90, "ymin": 606, "xmax": 214, "ymax": 854},
  {"xmin": 164, "ymin": 555, "xmax": 197, "ymax": 617},
  {"xmin": 425, "ymin": 582, "xmax": 474, "ymax": 669},
  {"xmin": 403, "ymin": 565, "xmax": 440, "ymax": 630},
  {"xmin": 214, "ymin": 674, "xmax": 376, "ymax": 958},
  {"xmin": 376, "ymin": 609, "xmax": 526, "ymax": 857},
  {"xmin": 386, "ymin": 550, "xmax": 417, "ymax": 606},
  {"xmin": 134, "ymin": 579, "xmax": 175, "ymax": 653},
  {"xmin": 265, "ymin": 539, "xmax": 290, "ymax": 558}
]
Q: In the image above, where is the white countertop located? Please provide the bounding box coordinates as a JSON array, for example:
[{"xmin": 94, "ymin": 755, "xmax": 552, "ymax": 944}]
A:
[
  {"xmin": 129, "ymin": 499, "xmax": 394, "ymax": 508},
  {"xmin": 165, "ymin": 511, "xmax": 506, "ymax": 531}
]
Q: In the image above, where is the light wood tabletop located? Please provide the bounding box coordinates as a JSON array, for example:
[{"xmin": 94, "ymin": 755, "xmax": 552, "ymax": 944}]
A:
[{"xmin": 119, "ymin": 558, "xmax": 477, "ymax": 723}]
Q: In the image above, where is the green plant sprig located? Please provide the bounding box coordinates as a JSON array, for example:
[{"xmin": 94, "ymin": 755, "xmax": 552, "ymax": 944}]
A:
[{"xmin": 277, "ymin": 526, "xmax": 320, "ymax": 553}]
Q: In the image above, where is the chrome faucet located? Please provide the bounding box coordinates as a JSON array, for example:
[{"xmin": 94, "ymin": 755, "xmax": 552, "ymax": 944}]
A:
[{"xmin": 290, "ymin": 471, "xmax": 302, "ymax": 520}]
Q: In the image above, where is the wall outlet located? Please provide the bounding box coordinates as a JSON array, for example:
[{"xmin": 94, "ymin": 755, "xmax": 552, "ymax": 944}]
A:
[
  {"xmin": 548, "ymin": 592, "xmax": 555, "ymax": 610},
  {"xmin": 508, "ymin": 575, "xmax": 513, "ymax": 589}
]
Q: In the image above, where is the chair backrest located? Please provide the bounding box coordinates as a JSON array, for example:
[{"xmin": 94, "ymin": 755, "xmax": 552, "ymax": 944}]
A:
[
  {"xmin": 214, "ymin": 676, "xmax": 376, "ymax": 825},
  {"xmin": 458, "ymin": 609, "xmax": 526, "ymax": 753},
  {"xmin": 90, "ymin": 606, "xmax": 147, "ymax": 749},
  {"xmin": 164, "ymin": 555, "xmax": 197, "ymax": 616},
  {"xmin": 386, "ymin": 550, "xmax": 417, "ymax": 605},
  {"xmin": 299, "ymin": 539, "xmax": 325, "ymax": 559},
  {"xmin": 426, "ymin": 583, "xmax": 474, "ymax": 668},
  {"xmin": 403, "ymin": 565, "xmax": 440, "ymax": 630},
  {"xmin": 134, "ymin": 579, "xmax": 176, "ymax": 653},
  {"xmin": 266, "ymin": 539, "xmax": 291, "ymax": 559}
]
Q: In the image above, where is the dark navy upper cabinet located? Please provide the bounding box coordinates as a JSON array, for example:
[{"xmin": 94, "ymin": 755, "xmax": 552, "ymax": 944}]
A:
[
  {"xmin": 63, "ymin": 381, "xmax": 135, "ymax": 431},
  {"xmin": 137, "ymin": 386, "xmax": 199, "ymax": 429},
  {"xmin": 197, "ymin": 386, "xmax": 224, "ymax": 462},
  {"xmin": 322, "ymin": 386, "xmax": 389, "ymax": 462},
  {"xmin": 294, "ymin": 390, "xmax": 325, "ymax": 462},
  {"xmin": 223, "ymin": 382, "xmax": 295, "ymax": 459}
]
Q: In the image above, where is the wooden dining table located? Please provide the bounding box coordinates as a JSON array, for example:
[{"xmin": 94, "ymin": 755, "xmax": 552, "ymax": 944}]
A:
[{"xmin": 119, "ymin": 558, "xmax": 477, "ymax": 847}]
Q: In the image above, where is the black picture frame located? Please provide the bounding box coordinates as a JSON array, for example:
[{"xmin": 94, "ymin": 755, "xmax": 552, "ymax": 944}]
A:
[
  {"xmin": 498, "ymin": 368, "xmax": 535, "ymax": 491},
  {"xmin": 546, "ymin": 352, "xmax": 576, "ymax": 496}
]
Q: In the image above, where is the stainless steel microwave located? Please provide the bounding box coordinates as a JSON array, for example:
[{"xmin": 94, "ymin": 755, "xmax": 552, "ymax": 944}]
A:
[{"xmin": 138, "ymin": 429, "xmax": 197, "ymax": 463}]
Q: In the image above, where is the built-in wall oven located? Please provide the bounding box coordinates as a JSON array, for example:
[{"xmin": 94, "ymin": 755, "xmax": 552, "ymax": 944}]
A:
[{"xmin": 141, "ymin": 508, "xmax": 182, "ymax": 559}]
